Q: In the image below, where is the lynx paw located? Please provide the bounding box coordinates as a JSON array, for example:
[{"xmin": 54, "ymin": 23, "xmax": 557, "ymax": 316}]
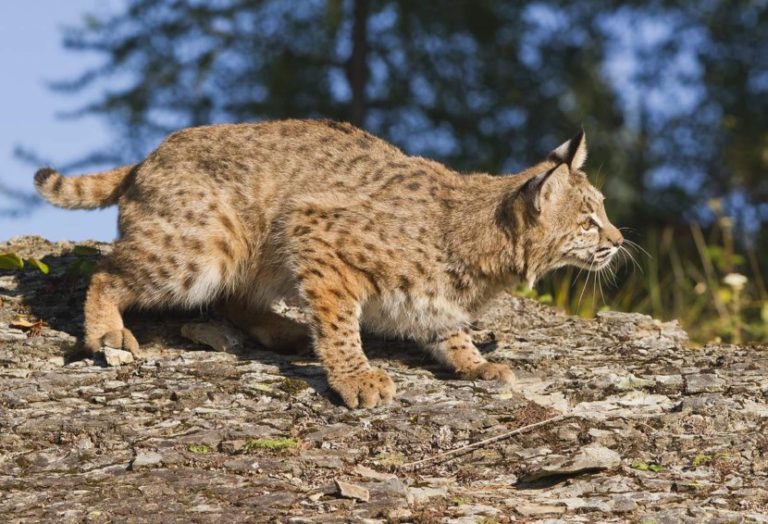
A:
[
  {"xmin": 467, "ymin": 362, "xmax": 515, "ymax": 384},
  {"xmin": 100, "ymin": 328, "xmax": 140, "ymax": 355},
  {"xmin": 330, "ymin": 368, "xmax": 396, "ymax": 409}
]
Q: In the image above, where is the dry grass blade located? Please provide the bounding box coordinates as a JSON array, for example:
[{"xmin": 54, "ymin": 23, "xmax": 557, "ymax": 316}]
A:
[{"xmin": 690, "ymin": 222, "xmax": 728, "ymax": 320}]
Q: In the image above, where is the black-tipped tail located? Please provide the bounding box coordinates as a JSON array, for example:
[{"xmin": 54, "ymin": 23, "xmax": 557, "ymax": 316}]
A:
[{"xmin": 34, "ymin": 164, "xmax": 136, "ymax": 209}]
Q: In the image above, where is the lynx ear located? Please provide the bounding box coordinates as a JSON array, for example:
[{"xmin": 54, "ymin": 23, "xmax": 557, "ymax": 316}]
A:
[
  {"xmin": 549, "ymin": 129, "xmax": 587, "ymax": 170},
  {"xmin": 524, "ymin": 164, "xmax": 569, "ymax": 214}
]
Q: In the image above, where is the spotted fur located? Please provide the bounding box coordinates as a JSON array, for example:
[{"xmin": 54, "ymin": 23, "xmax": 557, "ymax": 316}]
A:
[{"xmin": 34, "ymin": 120, "xmax": 622, "ymax": 408}]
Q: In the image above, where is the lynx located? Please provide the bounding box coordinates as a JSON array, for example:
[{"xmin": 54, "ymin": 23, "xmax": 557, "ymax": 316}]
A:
[{"xmin": 35, "ymin": 120, "xmax": 622, "ymax": 408}]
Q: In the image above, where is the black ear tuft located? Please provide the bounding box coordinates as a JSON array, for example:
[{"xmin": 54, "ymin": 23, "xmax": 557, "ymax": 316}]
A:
[{"xmin": 549, "ymin": 129, "xmax": 587, "ymax": 170}]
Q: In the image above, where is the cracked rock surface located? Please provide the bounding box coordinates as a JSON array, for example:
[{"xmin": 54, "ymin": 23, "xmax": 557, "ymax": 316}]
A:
[{"xmin": 1, "ymin": 236, "xmax": 768, "ymax": 523}]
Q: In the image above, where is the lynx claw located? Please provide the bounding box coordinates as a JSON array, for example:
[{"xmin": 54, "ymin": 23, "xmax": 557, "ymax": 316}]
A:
[{"xmin": 330, "ymin": 368, "xmax": 396, "ymax": 409}]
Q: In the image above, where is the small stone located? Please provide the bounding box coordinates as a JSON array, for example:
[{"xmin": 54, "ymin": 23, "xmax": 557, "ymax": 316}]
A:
[
  {"xmin": 515, "ymin": 502, "xmax": 566, "ymax": 516},
  {"xmin": 304, "ymin": 423, "xmax": 360, "ymax": 443},
  {"xmin": 614, "ymin": 373, "xmax": 654, "ymax": 391},
  {"xmin": 409, "ymin": 486, "xmax": 448, "ymax": 502},
  {"xmin": 181, "ymin": 321, "xmax": 244, "ymax": 352},
  {"xmin": 561, "ymin": 497, "xmax": 613, "ymax": 513},
  {"xmin": 752, "ymin": 456, "xmax": 768, "ymax": 475},
  {"xmin": 459, "ymin": 503, "xmax": 500, "ymax": 517},
  {"xmin": 334, "ymin": 479, "xmax": 370, "ymax": 502},
  {"xmin": 301, "ymin": 450, "xmax": 344, "ymax": 470},
  {"xmin": 102, "ymin": 347, "xmax": 134, "ymax": 366},
  {"xmin": 190, "ymin": 504, "xmax": 219, "ymax": 513},
  {"xmin": 733, "ymin": 487, "xmax": 767, "ymax": 499},
  {"xmin": 680, "ymin": 393, "xmax": 729, "ymax": 413},
  {"xmin": 353, "ymin": 464, "xmax": 396, "ymax": 481},
  {"xmin": 131, "ymin": 451, "xmax": 163, "ymax": 470},
  {"xmin": 742, "ymin": 399, "xmax": 768, "ymax": 418},
  {"xmin": 725, "ymin": 475, "xmax": 743, "ymax": 489},
  {"xmin": 611, "ymin": 497, "xmax": 637, "ymax": 513},
  {"xmin": 617, "ymin": 392, "xmax": 674, "ymax": 409},
  {"xmin": 46, "ymin": 356, "xmax": 66, "ymax": 367},
  {"xmin": 0, "ymin": 328, "xmax": 27, "ymax": 342},
  {"xmin": 387, "ymin": 508, "xmax": 412, "ymax": 521},
  {"xmin": 221, "ymin": 439, "xmax": 247, "ymax": 454},
  {"xmin": 556, "ymin": 423, "xmax": 581, "ymax": 443},
  {"xmin": 76, "ymin": 437, "xmax": 94, "ymax": 450},
  {"xmin": 371, "ymin": 477, "xmax": 411, "ymax": 504},
  {"xmin": 685, "ymin": 373, "xmax": 725, "ymax": 394},
  {"xmin": 519, "ymin": 445, "xmax": 621, "ymax": 483},
  {"xmin": 85, "ymin": 510, "xmax": 107, "ymax": 524},
  {"xmin": 654, "ymin": 374, "xmax": 683, "ymax": 393},
  {"xmin": 223, "ymin": 458, "xmax": 260, "ymax": 472}
]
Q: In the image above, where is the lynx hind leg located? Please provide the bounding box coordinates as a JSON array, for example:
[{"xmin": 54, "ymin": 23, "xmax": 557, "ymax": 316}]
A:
[
  {"xmin": 425, "ymin": 328, "xmax": 515, "ymax": 384},
  {"xmin": 83, "ymin": 269, "xmax": 140, "ymax": 355},
  {"xmin": 221, "ymin": 298, "xmax": 310, "ymax": 352},
  {"xmin": 83, "ymin": 215, "xmax": 246, "ymax": 358},
  {"xmin": 83, "ymin": 186, "xmax": 250, "ymax": 354},
  {"xmin": 83, "ymin": 246, "xmax": 231, "ymax": 359}
]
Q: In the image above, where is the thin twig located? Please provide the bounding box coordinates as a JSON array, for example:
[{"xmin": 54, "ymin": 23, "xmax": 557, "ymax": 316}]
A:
[{"xmin": 399, "ymin": 414, "xmax": 571, "ymax": 471}]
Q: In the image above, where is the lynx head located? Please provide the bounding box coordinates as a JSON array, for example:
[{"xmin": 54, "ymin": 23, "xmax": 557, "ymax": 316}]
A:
[{"xmin": 521, "ymin": 130, "xmax": 623, "ymax": 275}]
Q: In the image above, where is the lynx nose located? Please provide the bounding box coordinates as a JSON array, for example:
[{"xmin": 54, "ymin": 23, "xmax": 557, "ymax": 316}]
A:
[{"xmin": 606, "ymin": 224, "xmax": 623, "ymax": 247}]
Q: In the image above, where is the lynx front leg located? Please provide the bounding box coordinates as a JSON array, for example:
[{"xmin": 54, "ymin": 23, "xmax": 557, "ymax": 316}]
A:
[
  {"xmin": 425, "ymin": 328, "xmax": 515, "ymax": 383},
  {"xmin": 297, "ymin": 271, "xmax": 395, "ymax": 409}
]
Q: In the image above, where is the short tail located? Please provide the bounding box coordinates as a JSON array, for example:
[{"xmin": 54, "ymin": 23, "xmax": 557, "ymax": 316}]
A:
[{"xmin": 34, "ymin": 164, "xmax": 137, "ymax": 209}]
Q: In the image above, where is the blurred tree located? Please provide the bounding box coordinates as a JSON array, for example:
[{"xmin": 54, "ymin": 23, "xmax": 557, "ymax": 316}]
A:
[
  {"xmin": 681, "ymin": 1, "xmax": 768, "ymax": 226},
  {"xmin": 50, "ymin": 2, "xmax": 630, "ymax": 203},
  {"xmin": 38, "ymin": 0, "xmax": 768, "ymax": 232}
]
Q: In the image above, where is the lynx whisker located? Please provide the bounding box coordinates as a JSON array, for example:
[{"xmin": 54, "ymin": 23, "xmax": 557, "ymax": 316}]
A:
[
  {"xmin": 572, "ymin": 264, "xmax": 586, "ymax": 290},
  {"xmin": 619, "ymin": 245, "xmax": 643, "ymax": 274},
  {"xmin": 578, "ymin": 257, "xmax": 597, "ymax": 308},
  {"xmin": 602, "ymin": 260, "xmax": 619, "ymax": 287},
  {"xmin": 623, "ymin": 238, "xmax": 651, "ymax": 259},
  {"xmin": 596, "ymin": 266, "xmax": 606, "ymax": 304}
]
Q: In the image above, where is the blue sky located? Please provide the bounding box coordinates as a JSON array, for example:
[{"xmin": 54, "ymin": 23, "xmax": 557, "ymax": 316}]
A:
[{"xmin": 0, "ymin": 1, "xmax": 119, "ymax": 242}]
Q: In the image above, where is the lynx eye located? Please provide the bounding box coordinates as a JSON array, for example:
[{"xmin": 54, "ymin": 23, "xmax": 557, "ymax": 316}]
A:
[{"xmin": 581, "ymin": 217, "xmax": 597, "ymax": 231}]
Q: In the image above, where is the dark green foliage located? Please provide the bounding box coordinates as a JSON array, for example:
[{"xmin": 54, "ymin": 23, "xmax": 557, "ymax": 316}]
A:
[
  {"xmin": 48, "ymin": 0, "xmax": 768, "ymax": 231},
  {"xmin": 46, "ymin": 2, "xmax": 607, "ymax": 220}
]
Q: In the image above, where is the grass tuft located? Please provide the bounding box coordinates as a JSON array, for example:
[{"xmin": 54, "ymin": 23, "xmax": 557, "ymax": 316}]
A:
[{"xmin": 528, "ymin": 209, "xmax": 768, "ymax": 344}]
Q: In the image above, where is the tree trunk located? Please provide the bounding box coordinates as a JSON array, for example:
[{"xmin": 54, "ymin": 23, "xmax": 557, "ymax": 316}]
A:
[{"xmin": 347, "ymin": 0, "xmax": 368, "ymax": 127}]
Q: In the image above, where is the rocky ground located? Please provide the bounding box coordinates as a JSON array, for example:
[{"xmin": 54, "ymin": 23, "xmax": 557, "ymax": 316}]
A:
[{"xmin": 1, "ymin": 236, "xmax": 767, "ymax": 523}]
